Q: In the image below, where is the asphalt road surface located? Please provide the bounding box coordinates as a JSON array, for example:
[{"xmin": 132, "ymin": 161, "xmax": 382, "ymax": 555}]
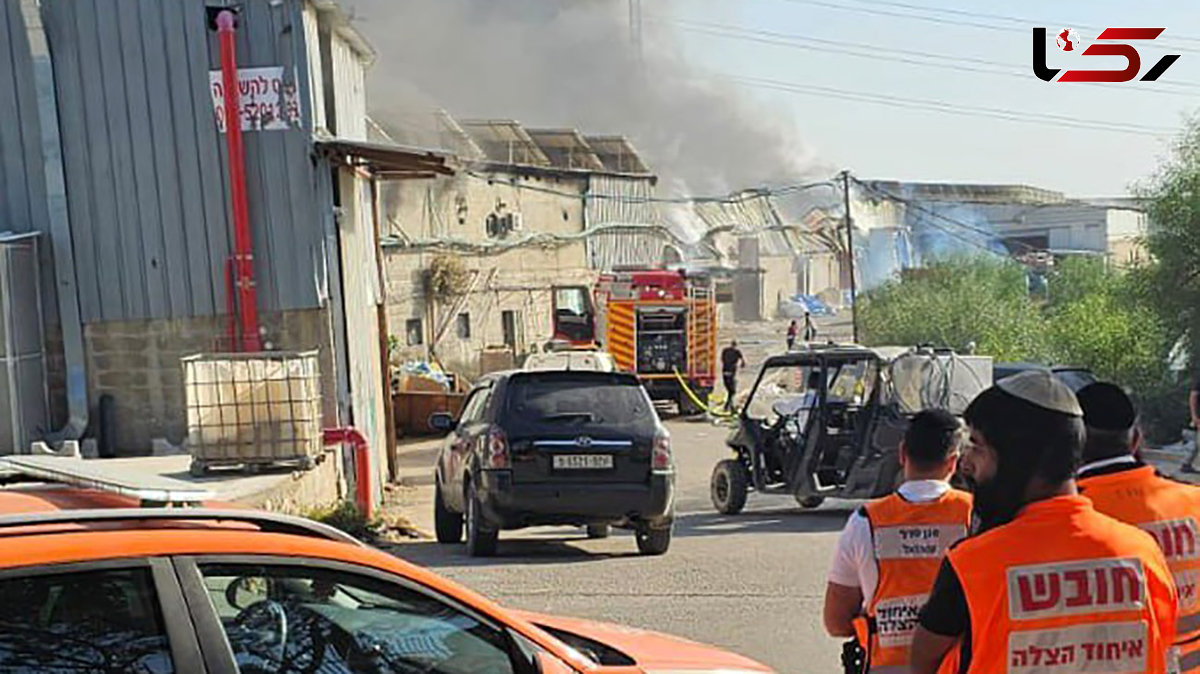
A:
[{"xmin": 383, "ymin": 417, "xmax": 852, "ymax": 674}]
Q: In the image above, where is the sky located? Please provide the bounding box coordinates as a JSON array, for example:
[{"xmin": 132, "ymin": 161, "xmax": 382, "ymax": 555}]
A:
[{"xmin": 669, "ymin": 0, "xmax": 1200, "ymax": 196}]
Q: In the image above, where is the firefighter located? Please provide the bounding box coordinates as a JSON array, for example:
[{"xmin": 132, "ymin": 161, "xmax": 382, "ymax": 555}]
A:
[
  {"xmin": 1076, "ymin": 381, "xmax": 1200, "ymax": 673},
  {"xmin": 910, "ymin": 371, "xmax": 1178, "ymax": 673},
  {"xmin": 720, "ymin": 340, "xmax": 745, "ymax": 413},
  {"xmin": 824, "ymin": 408, "xmax": 972, "ymax": 674}
]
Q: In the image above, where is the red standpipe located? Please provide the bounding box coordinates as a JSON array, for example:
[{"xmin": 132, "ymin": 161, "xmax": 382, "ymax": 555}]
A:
[
  {"xmin": 216, "ymin": 10, "xmax": 261, "ymax": 352},
  {"xmin": 324, "ymin": 428, "xmax": 374, "ymax": 519}
]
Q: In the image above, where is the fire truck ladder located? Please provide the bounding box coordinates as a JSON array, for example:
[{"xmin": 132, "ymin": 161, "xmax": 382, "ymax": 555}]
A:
[{"xmin": 687, "ymin": 282, "xmax": 715, "ymax": 383}]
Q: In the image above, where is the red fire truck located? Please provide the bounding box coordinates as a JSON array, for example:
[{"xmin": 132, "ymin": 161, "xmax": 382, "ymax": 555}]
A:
[{"xmin": 551, "ymin": 270, "xmax": 718, "ymax": 414}]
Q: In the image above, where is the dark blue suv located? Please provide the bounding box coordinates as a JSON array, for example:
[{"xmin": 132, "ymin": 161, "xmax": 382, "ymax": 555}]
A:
[{"xmin": 431, "ymin": 370, "xmax": 675, "ymax": 557}]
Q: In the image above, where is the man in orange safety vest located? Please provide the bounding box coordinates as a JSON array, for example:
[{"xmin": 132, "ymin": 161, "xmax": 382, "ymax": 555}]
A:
[
  {"xmin": 824, "ymin": 408, "xmax": 973, "ymax": 673},
  {"xmin": 1076, "ymin": 381, "xmax": 1200, "ymax": 673},
  {"xmin": 910, "ymin": 371, "xmax": 1178, "ymax": 673}
]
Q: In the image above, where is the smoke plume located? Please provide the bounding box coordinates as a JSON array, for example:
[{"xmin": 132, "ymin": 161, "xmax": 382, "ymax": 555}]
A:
[{"xmin": 342, "ymin": 0, "xmax": 825, "ymax": 197}]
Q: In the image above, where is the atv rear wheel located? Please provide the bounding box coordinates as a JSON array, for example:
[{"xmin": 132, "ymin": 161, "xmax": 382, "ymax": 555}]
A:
[{"xmin": 711, "ymin": 459, "xmax": 750, "ymax": 515}]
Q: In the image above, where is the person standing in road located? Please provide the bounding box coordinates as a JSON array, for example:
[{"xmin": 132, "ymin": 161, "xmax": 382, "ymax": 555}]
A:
[
  {"xmin": 824, "ymin": 409, "xmax": 972, "ymax": 674},
  {"xmin": 1076, "ymin": 381, "xmax": 1200, "ymax": 674},
  {"xmin": 720, "ymin": 340, "xmax": 745, "ymax": 413},
  {"xmin": 910, "ymin": 371, "xmax": 1178, "ymax": 673},
  {"xmin": 787, "ymin": 320, "xmax": 799, "ymax": 351},
  {"xmin": 1185, "ymin": 376, "xmax": 1200, "ymax": 474},
  {"xmin": 804, "ymin": 310, "xmax": 818, "ymax": 342}
]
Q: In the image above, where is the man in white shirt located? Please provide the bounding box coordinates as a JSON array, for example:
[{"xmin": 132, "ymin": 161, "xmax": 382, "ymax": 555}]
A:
[{"xmin": 822, "ymin": 409, "xmax": 972, "ymax": 673}]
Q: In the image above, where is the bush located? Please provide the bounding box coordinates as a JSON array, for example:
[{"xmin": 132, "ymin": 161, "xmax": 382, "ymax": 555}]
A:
[
  {"xmin": 859, "ymin": 256, "xmax": 1048, "ymax": 361},
  {"xmin": 305, "ymin": 500, "xmax": 381, "ymax": 541},
  {"xmin": 858, "ymin": 255, "xmax": 1182, "ymax": 440}
]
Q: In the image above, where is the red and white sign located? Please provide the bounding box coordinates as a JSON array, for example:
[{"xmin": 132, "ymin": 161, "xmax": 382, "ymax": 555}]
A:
[
  {"xmin": 1007, "ymin": 558, "xmax": 1145, "ymax": 620},
  {"xmin": 1139, "ymin": 518, "xmax": 1199, "ymax": 562},
  {"xmin": 1008, "ymin": 621, "xmax": 1147, "ymax": 673},
  {"xmin": 209, "ymin": 66, "xmax": 301, "ymax": 133}
]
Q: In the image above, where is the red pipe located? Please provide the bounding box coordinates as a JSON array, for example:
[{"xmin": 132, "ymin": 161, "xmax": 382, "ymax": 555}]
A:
[
  {"xmin": 324, "ymin": 427, "xmax": 373, "ymax": 519},
  {"xmin": 216, "ymin": 10, "xmax": 261, "ymax": 352}
]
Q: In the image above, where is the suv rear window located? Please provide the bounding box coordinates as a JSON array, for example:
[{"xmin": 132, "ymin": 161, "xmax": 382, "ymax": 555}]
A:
[{"xmin": 504, "ymin": 373, "xmax": 656, "ymax": 433}]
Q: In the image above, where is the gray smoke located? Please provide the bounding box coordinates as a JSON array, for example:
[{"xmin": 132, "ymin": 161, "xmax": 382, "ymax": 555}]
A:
[{"xmin": 342, "ymin": 0, "xmax": 826, "ymax": 197}]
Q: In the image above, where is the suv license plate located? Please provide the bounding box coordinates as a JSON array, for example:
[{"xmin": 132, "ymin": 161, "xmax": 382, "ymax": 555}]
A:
[{"xmin": 553, "ymin": 454, "xmax": 614, "ymax": 470}]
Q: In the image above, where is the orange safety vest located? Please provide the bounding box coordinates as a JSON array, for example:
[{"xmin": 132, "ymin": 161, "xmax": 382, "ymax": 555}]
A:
[
  {"xmin": 853, "ymin": 488, "xmax": 973, "ymax": 674},
  {"xmin": 1080, "ymin": 465, "xmax": 1200, "ymax": 673},
  {"xmin": 948, "ymin": 494, "xmax": 1178, "ymax": 674}
]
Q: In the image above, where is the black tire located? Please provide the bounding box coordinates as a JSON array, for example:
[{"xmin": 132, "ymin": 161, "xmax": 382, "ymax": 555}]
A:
[
  {"xmin": 189, "ymin": 461, "xmax": 208, "ymax": 478},
  {"xmin": 711, "ymin": 458, "xmax": 750, "ymax": 515},
  {"xmin": 796, "ymin": 495, "xmax": 826, "ymax": 509},
  {"xmin": 465, "ymin": 481, "xmax": 498, "ymax": 557},
  {"xmin": 434, "ymin": 481, "xmax": 463, "ymax": 544},
  {"xmin": 585, "ymin": 524, "xmax": 610, "ymax": 539},
  {"xmin": 635, "ymin": 522, "xmax": 672, "ymax": 556}
]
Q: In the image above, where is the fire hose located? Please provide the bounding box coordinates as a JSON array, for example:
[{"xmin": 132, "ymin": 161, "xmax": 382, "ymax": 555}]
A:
[{"xmin": 672, "ymin": 368, "xmax": 735, "ymax": 420}]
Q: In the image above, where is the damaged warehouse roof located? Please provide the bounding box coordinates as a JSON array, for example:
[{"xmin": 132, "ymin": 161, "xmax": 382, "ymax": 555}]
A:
[
  {"xmin": 585, "ymin": 136, "xmax": 652, "ymax": 174},
  {"xmin": 459, "ymin": 119, "xmax": 552, "ymax": 167},
  {"xmin": 458, "ymin": 118, "xmax": 653, "ymax": 177},
  {"xmin": 525, "ymin": 129, "xmax": 606, "ymax": 172}
]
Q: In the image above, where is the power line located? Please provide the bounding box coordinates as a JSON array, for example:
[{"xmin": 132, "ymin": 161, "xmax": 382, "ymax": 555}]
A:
[
  {"xmin": 659, "ymin": 17, "xmax": 1200, "ymax": 95},
  {"xmin": 841, "ymin": 0, "xmax": 1200, "ymax": 47},
  {"xmin": 718, "ymin": 74, "xmax": 1176, "ymax": 136},
  {"xmin": 777, "ymin": 0, "xmax": 1200, "ymax": 54}
]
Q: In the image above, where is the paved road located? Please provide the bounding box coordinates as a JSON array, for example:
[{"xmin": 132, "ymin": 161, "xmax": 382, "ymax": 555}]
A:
[{"xmin": 381, "ymin": 418, "xmax": 853, "ymax": 673}]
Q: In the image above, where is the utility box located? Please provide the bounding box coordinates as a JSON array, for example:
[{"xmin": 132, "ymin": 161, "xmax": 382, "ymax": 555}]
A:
[
  {"xmin": 183, "ymin": 351, "xmax": 322, "ymax": 475},
  {"xmin": 0, "ymin": 233, "xmax": 49, "ymax": 454}
]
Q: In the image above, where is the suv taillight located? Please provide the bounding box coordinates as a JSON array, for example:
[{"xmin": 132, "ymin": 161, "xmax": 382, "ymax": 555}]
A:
[
  {"xmin": 487, "ymin": 428, "xmax": 510, "ymax": 469},
  {"xmin": 652, "ymin": 430, "xmax": 671, "ymax": 471}
]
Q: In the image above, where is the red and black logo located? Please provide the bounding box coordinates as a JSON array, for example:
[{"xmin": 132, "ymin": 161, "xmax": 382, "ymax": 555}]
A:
[{"xmin": 1033, "ymin": 27, "xmax": 1180, "ymax": 82}]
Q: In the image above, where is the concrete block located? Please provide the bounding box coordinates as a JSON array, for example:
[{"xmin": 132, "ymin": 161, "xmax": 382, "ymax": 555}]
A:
[{"xmin": 28, "ymin": 440, "xmax": 82, "ymax": 458}]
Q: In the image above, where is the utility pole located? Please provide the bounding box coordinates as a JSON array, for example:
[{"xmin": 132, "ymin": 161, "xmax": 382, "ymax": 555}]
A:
[{"xmin": 841, "ymin": 170, "xmax": 859, "ymax": 344}]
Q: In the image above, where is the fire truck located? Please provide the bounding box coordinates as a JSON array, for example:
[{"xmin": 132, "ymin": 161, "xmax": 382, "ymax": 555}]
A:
[{"xmin": 551, "ymin": 269, "xmax": 718, "ymax": 414}]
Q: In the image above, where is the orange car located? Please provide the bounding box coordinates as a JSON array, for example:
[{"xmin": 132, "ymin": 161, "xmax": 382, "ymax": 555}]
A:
[{"xmin": 0, "ymin": 485, "xmax": 774, "ymax": 673}]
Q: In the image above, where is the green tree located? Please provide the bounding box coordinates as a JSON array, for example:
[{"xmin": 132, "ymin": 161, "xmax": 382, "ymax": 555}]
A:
[
  {"xmin": 859, "ymin": 254, "xmax": 1180, "ymax": 438},
  {"xmin": 858, "ymin": 256, "xmax": 1047, "ymax": 361}
]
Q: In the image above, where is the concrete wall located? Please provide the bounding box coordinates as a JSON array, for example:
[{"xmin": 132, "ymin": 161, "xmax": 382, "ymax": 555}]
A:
[
  {"xmin": 798, "ymin": 249, "xmax": 842, "ymax": 298},
  {"xmin": 84, "ymin": 308, "xmax": 338, "ymax": 454},
  {"xmin": 761, "ymin": 254, "xmax": 796, "ymax": 317},
  {"xmin": 382, "ymin": 170, "xmax": 595, "ymax": 378}
]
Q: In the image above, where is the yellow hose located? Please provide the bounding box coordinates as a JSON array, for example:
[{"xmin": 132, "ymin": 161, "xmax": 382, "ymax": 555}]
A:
[{"xmin": 672, "ymin": 368, "xmax": 736, "ymax": 419}]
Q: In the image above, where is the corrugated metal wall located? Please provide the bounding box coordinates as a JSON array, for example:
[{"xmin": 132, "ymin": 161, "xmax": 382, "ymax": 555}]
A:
[
  {"xmin": 585, "ymin": 175, "xmax": 673, "ymax": 270},
  {"xmin": 329, "ymin": 34, "xmax": 366, "ymax": 140},
  {"xmin": 0, "ymin": 0, "xmax": 58, "ymax": 319},
  {"xmin": 40, "ymin": 0, "xmax": 325, "ymax": 323},
  {"xmin": 0, "ymin": 1, "xmax": 48, "ymax": 238}
]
